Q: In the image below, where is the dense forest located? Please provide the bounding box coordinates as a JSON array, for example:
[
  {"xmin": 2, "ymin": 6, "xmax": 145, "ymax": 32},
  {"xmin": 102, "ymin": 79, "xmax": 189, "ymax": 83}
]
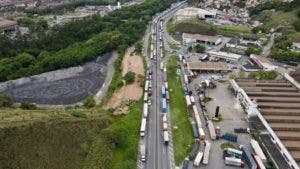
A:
[
  {"xmin": 0, "ymin": 0, "xmax": 177, "ymax": 82},
  {"xmin": 249, "ymin": 0, "xmax": 300, "ymax": 16}
]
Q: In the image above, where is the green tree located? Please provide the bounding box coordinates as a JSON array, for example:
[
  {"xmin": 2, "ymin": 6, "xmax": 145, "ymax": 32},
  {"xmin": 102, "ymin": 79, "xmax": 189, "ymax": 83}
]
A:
[
  {"xmin": 293, "ymin": 19, "xmax": 300, "ymax": 31},
  {"xmin": 83, "ymin": 96, "xmax": 96, "ymax": 108},
  {"xmin": 0, "ymin": 94, "xmax": 13, "ymax": 107},
  {"xmin": 123, "ymin": 71, "xmax": 135, "ymax": 84},
  {"xmin": 245, "ymin": 47, "xmax": 262, "ymax": 56},
  {"xmin": 15, "ymin": 53, "xmax": 36, "ymax": 68},
  {"xmin": 20, "ymin": 101, "xmax": 37, "ymax": 110},
  {"xmin": 194, "ymin": 44, "xmax": 206, "ymax": 53}
]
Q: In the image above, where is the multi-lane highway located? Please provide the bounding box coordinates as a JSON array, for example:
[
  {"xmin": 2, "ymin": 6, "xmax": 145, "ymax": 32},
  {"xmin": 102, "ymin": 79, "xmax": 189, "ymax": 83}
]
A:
[{"xmin": 138, "ymin": 2, "xmax": 187, "ymax": 169}]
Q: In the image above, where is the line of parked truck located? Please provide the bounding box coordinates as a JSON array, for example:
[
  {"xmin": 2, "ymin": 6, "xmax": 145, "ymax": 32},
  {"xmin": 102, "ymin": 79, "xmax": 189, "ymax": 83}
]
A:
[
  {"xmin": 222, "ymin": 139, "xmax": 270, "ymax": 169},
  {"xmin": 161, "ymin": 64, "xmax": 170, "ymax": 145}
]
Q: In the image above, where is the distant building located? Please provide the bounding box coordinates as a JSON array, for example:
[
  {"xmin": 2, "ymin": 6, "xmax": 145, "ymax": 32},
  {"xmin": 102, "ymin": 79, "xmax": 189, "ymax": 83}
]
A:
[
  {"xmin": 182, "ymin": 33, "xmax": 222, "ymax": 45},
  {"xmin": 187, "ymin": 61, "xmax": 231, "ymax": 73},
  {"xmin": 243, "ymin": 54, "xmax": 277, "ymax": 71},
  {"xmin": 208, "ymin": 51, "xmax": 242, "ymax": 64},
  {"xmin": 175, "ymin": 7, "xmax": 216, "ymax": 22},
  {"xmin": 0, "ymin": 18, "xmax": 17, "ymax": 33}
]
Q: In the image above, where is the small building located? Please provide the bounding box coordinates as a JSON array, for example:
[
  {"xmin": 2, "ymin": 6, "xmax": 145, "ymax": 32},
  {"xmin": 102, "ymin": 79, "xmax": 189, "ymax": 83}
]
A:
[
  {"xmin": 182, "ymin": 33, "xmax": 222, "ymax": 45},
  {"xmin": 250, "ymin": 54, "xmax": 277, "ymax": 71},
  {"xmin": 292, "ymin": 39, "xmax": 300, "ymax": 52},
  {"xmin": 175, "ymin": 7, "xmax": 216, "ymax": 22},
  {"xmin": 0, "ymin": 18, "xmax": 17, "ymax": 33},
  {"xmin": 208, "ymin": 51, "xmax": 242, "ymax": 64},
  {"xmin": 187, "ymin": 61, "xmax": 231, "ymax": 73}
]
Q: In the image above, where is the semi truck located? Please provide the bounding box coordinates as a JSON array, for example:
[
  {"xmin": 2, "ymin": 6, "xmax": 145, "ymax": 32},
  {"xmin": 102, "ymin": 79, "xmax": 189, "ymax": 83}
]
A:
[
  {"xmin": 143, "ymin": 103, "xmax": 148, "ymax": 118},
  {"xmin": 166, "ymin": 91, "xmax": 170, "ymax": 102},
  {"xmin": 253, "ymin": 154, "xmax": 266, "ymax": 169},
  {"xmin": 199, "ymin": 127, "xmax": 205, "ymax": 140},
  {"xmin": 163, "ymin": 122, "xmax": 168, "ymax": 131},
  {"xmin": 184, "ymin": 74, "xmax": 189, "ymax": 84},
  {"xmin": 225, "ymin": 148, "xmax": 243, "ymax": 159},
  {"xmin": 191, "ymin": 121, "xmax": 199, "ymax": 138},
  {"xmin": 221, "ymin": 133, "xmax": 238, "ymax": 142},
  {"xmin": 190, "ymin": 96, "xmax": 195, "ymax": 105},
  {"xmin": 193, "ymin": 106, "xmax": 202, "ymax": 128},
  {"xmin": 162, "ymin": 98, "xmax": 167, "ymax": 113},
  {"xmin": 207, "ymin": 121, "xmax": 216, "ymax": 140},
  {"xmin": 160, "ymin": 62, "xmax": 164, "ymax": 70},
  {"xmin": 183, "ymin": 85, "xmax": 189, "ymax": 95},
  {"xmin": 144, "ymin": 92, "xmax": 148, "ymax": 102},
  {"xmin": 145, "ymin": 80, "xmax": 149, "ymax": 91},
  {"xmin": 225, "ymin": 157, "xmax": 245, "ymax": 167},
  {"xmin": 161, "ymin": 86, "xmax": 166, "ymax": 98},
  {"xmin": 163, "ymin": 131, "xmax": 169, "ymax": 145},
  {"xmin": 140, "ymin": 118, "xmax": 147, "ymax": 137},
  {"xmin": 193, "ymin": 151, "xmax": 203, "ymax": 167},
  {"xmin": 162, "ymin": 114, "xmax": 167, "ymax": 123},
  {"xmin": 185, "ymin": 95, "xmax": 192, "ymax": 108},
  {"xmin": 250, "ymin": 139, "xmax": 267, "ymax": 163},
  {"xmin": 140, "ymin": 143, "xmax": 146, "ymax": 162},
  {"xmin": 240, "ymin": 145, "xmax": 257, "ymax": 169},
  {"xmin": 164, "ymin": 82, "xmax": 168, "ymax": 90},
  {"xmin": 202, "ymin": 141, "xmax": 211, "ymax": 164}
]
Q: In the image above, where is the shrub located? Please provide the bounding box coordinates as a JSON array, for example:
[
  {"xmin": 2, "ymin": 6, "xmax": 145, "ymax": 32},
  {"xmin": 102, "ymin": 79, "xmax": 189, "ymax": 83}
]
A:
[
  {"xmin": 248, "ymin": 70, "xmax": 278, "ymax": 80},
  {"xmin": 245, "ymin": 47, "xmax": 262, "ymax": 56},
  {"xmin": 0, "ymin": 94, "xmax": 13, "ymax": 107},
  {"xmin": 20, "ymin": 101, "xmax": 37, "ymax": 110},
  {"xmin": 194, "ymin": 44, "xmax": 206, "ymax": 53},
  {"xmin": 71, "ymin": 111, "xmax": 87, "ymax": 118},
  {"xmin": 123, "ymin": 71, "xmax": 135, "ymax": 84},
  {"xmin": 83, "ymin": 96, "xmax": 96, "ymax": 108},
  {"xmin": 293, "ymin": 19, "xmax": 300, "ymax": 31}
]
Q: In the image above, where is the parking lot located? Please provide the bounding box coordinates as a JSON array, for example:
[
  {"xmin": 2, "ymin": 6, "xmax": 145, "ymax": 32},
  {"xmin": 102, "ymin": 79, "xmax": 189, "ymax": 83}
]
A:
[{"xmin": 186, "ymin": 73, "xmax": 254, "ymax": 169}]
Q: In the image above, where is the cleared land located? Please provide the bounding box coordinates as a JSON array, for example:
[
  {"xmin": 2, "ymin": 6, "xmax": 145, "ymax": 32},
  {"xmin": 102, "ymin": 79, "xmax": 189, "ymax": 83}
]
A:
[
  {"xmin": 167, "ymin": 56, "xmax": 193, "ymax": 165},
  {"xmin": 105, "ymin": 47, "xmax": 144, "ymax": 111},
  {"xmin": 0, "ymin": 53, "xmax": 112, "ymax": 105}
]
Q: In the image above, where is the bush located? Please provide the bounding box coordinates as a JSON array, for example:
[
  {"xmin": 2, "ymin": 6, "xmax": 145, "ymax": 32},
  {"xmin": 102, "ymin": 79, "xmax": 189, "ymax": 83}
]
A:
[
  {"xmin": 71, "ymin": 111, "xmax": 87, "ymax": 118},
  {"xmin": 248, "ymin": 70, "xmax": 278, "ymax": 80},
  {"xmin": 245, "ymin": 47, "xmax": 262, "ymax": 56},
  {"xmin": 20, "ymin": 101, "xmax": 37, "ymax": 110},
  {"xmin": 293, "ymin": 19, "xmax": 300, "ymax": 31},
  {"xmin": 0, "ymin": 94, "xmax": 13, "ymax": 107},
  {"xmin": 123, "ymin": 71, "xmax": 135, "ymax": 84},
  {"xmin": 101, "ymin": 127, "xmax": 128, "ymax": 148},
  {"xmin": 194, "ymin": 44, "xmax": 206, "ymax": 53},
  {"xmin": 83, "ymin": 96, "xmax": 96, "ymax": 108}
]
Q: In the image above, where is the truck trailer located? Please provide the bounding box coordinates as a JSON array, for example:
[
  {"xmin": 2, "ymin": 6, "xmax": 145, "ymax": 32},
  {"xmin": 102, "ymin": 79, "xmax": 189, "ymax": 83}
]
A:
[
  {"xmin": 140, "ymin": 143, "xmax": 146, "ymax": 162},
  {"xmin": 143, "ymin": 103, "xmax": 148, "ymax": 118},
  {"xmin": 225, "ymin": 157, "xmax": 245, "ymax": 167},
  {"xmin": 193, "ymin": 151, "xmax": 203, "ymax": 166},
  {"xmin": 202, "ymin": 141, "xmax": 211, "ymax": 164},
  {"xmin": 250, "ymin": 139, "xmax": 267, "ymax": 163},
  {"xmin": 207, "ymin": 121, "xmax": 216, "ymax": 140},
  {"xmin": 225, "ymin": 148, "xmax": 243, "ymax": 159},
  {"xmin": 140, "ymin": 118, "xmax": 147, "ymax": 137},
  {"xmin": 240, "ymin": 145, "xmax": 257, "ymax": 169},
  {"xmin": 161, "ymin": 86, "xmax": 166, "ymax": 98},
  {"xmin": 163, "ymin": 131, "xmax": 169, "ymax": 145}
]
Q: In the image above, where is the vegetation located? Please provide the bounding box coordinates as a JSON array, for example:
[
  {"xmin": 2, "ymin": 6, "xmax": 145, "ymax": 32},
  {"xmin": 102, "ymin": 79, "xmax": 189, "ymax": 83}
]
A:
[
  {"xmin": 218, "ymin": 79, "xmax": 228, "ymax": 84},
  {"xmin": 71, "ymin": 111, "xmax": 88, "ymax": 118},
  {"xmin": 220, "ymin": 142, "xmax": 235, "ymax": 149},
  {"xmin": 203, "ymin": 97, "xmax": 212, "ymax": 103},
  {"xmin": 269, "ymin": 36, "xmax": 300, "ymax": 63},
  {"xmin": 194, "ymin": 44, "xmax": 206, "ymax": 53},
  {"xmin": 123, "ymin": 71, "xmax": 136, "ymax": 84},
  {"xmin": 147, "ymin": 35, "xmax": 152, "ymax": 57},
  {"xmin": 83, "ymin": 96, "xmax": 96, "ymax": 109},
  {"xmin": 20, "ymin": 101, "xmax": 37, "ymax": 110},
  {"xmin": 166, "ymin": 17, "xmax": 176, "ymax": 38},
  {"xmin": 212, "ymin": 114, "xmax": 223, "ymax": 122},
  {"xmin": 0, "ymin": 0, "xmax": 176, "ymax": 82},
  {"xmin": 248, "ymin": 70, "xmax": 278, "ymax": 80},
  {"xmin": 168, "ymin": 42, "xmax": 180, "ymax": 50},
  {"xmin": 167, "ymin": 56, "xmax": 193, "ymax": 165},
  {"xmin": 229, "ymin": 71, "xmax": 245, "ymax": 79},
  {"xmin": 221, "ymin": 46, "xmax": 245, "ymax": 55},
  {"xmin": 0, "ymin": 94, "xmax": 13, "ymax": 107},
  {"xmin": 245, "ymin": 47, "xmax": 262, "ymax": 56}
]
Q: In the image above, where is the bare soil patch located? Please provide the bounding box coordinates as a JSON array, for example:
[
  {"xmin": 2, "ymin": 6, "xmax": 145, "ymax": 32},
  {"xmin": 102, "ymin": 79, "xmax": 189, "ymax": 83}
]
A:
[{"xmin": 105, "ymin": 47, "xmax": 144, "ymax": 112}]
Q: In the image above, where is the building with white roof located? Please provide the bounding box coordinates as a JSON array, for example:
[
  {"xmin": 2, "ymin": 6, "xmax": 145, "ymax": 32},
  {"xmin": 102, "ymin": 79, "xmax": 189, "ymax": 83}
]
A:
[
  {"xmin": 250, "ymin": 54, "xmax": 277, "ymax": 71},
  {"xmin": 175, "ymin": 7, "xmax": 216, "ymax": 22},
  {"xmin": 208, "ymin": 51, "xmax": 242, "ymax": 64},
  {"xmin": 182, "ymin": 33, "xmax": 222, "ymax": 45}
]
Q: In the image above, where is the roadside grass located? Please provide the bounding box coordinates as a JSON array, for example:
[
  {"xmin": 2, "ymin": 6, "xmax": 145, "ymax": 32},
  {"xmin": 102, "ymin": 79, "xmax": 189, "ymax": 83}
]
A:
[
  {"xmin": 168, "ymin": 42, "xmax": 180, "ymax": 50},
  {"xmin": 215, "ymin": 24, "xmax": 252, "ymax": 37},
  {"xmin": 147, "ymin": 35, "xmax": 152, "ymax": 57},
  {"xmin": 167, "ymin": 56, "xmax": 193, "ymax": 165},
  {"xmin": 166, "ymin": 17, "xmax": 176, "ymax": 39},
  {"xmin": 220, "ymin": 142, "xmax": 236, "ymax": 149},
  {"xmin": 109, "ymin": 100, "xmax": 142, "ymax": 169},
  {"xmin": 203, "ymin": 97, "xmax": 213, "ymax": 103},
  {"xmin": 218, "ymin": 79, "xmax": 228, "ymax": 84}
]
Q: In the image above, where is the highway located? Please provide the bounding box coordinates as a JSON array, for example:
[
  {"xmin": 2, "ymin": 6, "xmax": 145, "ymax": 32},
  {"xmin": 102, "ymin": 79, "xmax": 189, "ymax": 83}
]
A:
[{"xmin": 137, "ymin": 1, "xmax": 187, "ymax": 169}]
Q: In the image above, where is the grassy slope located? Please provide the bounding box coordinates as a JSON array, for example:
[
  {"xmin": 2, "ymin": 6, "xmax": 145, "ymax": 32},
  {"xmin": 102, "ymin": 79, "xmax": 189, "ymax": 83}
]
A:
[{"xmin": 167, "ymin": 56, "xmax": 193, "ymax": 165}]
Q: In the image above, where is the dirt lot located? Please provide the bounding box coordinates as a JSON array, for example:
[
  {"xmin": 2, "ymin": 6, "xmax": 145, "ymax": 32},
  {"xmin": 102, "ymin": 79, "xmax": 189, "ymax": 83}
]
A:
[
  {"xmin": 105, "ymin": 47, "xmax": 144, "ymax": 113},
  {"xmin": 0, "ymin": 53, "xmax": 112, "ymax": 106}
]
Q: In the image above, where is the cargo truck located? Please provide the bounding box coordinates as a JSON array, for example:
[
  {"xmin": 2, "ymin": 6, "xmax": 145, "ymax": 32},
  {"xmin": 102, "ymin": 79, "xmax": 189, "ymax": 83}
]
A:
[
  {"xmin": 199, "ymin": 127, "xmax": 205, "ymax": 140},
  {"xmin": 163, "ymin": 122, "xmax": 168, "ymax": 131},
  {"xmin": 221, "ymin": 133, "xmax": 238, "ymax": 142},
  {"xmin": 182, "ymin": 159, "xmax": 189, "ymax": 169},
  {"xmin": 189, "ymin": 143, "xmax": 200, "ymax": 160},
  {"xmin": 225, "ymin": 148, "xmax": 243, "ymax": 158},
  {"xmin": 191, "ymin": 121, "xmax": 199, "ymax": 138},
  {"xmin": 184, "ymin": 74, "xmax": 189, "ymax": 84},
  {"xmin": 183, "ymin": 85, "xmax": 189, "ymax": 95},
  {"xmin": 140, "ymin": 143, "xmax": 146, "ymax": 162},
  {"xmin": 240, "ymin": 145, "xmax": 257, "ymax": 169},
  {"xmin": 166, "ymin": 91, "xmax": 170, "ymax": 102},
  {"xmin": 193, "ymin": 151, "xmax": 203, "ymax": 166},
  {"xmin": 185, "ymin": 95, "xmax": 192, "ymax": 108},
  {"xmin": 202, "ymin": 141, "xmax": 211, "ymax": 164},
  {"xmin": 225, "ymin": 157, "xmax": 245, "ymax": 167},
  {"xmin": 162, "ymin": 114, "xmax": 167, "ymax": 123},
  {"xmin": 194, "ymin": 106, "xmax": 202, "ymax": 128},
  {"xmin": 190, "ymin": 96, "xmax": 195, "ymax": 105},
  {"xmin": 164, "ymin": 82, "xmax": 168, "ymax": 90},
  {"xmin": 144, "ymin": 92, "xmax": 148, "ymax": 102},
  {"xmin": 207, "ymin": 121, "xmax": 216, "ymax": 140},
  {"xmin": 160, "ymin": 62, "xmax": 164, "ymax": 70},
  {"xmin": 143, "ymin": 103, "xmax": 148, "ymax": 118},
  {"xmin": 253, "ymin": 154, "xmax": 266, "ymax": 169},
  {"xmin": 162, "ymin": 98, "xmax": 167, "ymax": 113},
  {"xmin": 163, "ymin": 131, "xmax": 169, "ymax": 145},
  {"xmin": 250, "ymin": 139, "xmax": 267, "ymax": 163},
  {"xmin": 145, "ymin": 80, "xmax": 149, "ymax": 91},
  {"xmin": 161, "ymin": 86, "xmax": 166, "ymax": 98},
  {"xmin": 140, "ymin": 118, "xmax": 147, "ymax": 137}
]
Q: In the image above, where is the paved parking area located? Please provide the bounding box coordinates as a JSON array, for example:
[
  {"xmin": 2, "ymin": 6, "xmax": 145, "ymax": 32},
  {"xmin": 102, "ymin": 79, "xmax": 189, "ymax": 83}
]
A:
[{"xmin": 187, "ymin": 74, "xmax": 253, "ymax": 169}]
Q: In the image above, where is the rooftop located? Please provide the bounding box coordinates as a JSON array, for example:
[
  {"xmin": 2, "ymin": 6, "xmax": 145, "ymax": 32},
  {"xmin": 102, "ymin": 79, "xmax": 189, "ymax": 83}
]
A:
[
  {"xmin": 182, "ymin": 33, "xmax": 221, "ymax": 43},
  {"xmin": 187, "ymin": 61, "xmax": 230, "ymax": 71},
  {"xmin": 0, "ymin": 18, "xmax": 17, "ymax": 27},
  {"xmin": 176, "ymin": 7, "xmax": 215, "ymax": 16},
  {"xmin": 208, "ymin": 51, "xmax": 242, "ymax": 60}
]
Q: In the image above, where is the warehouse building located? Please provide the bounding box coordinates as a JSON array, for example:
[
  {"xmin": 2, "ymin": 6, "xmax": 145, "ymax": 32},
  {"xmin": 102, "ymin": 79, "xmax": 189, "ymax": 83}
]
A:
[
  {"xmin": 175, "ymin": 7, "xmax": 216, "ymax": 22},
  {"xmin": 230, "ymin": 75, "xmax": 300, "ymax": 169},
  {"xmin": 207, "ymin": 51, "xmax": 242, "ymax": 64},
  {"xmin": 187, "ymin": 61, "xmax": 231, "ymax": 73},
  {"xmin": 182, "ymin": 33, "xmax": 222, "ymax": 45},
  {"xmin": 243, "ymin": 54, "xmax": 278, "ymax": 71},
  {"xmin": 0, "ymin": 18, "xmax": 17, "ymax": 33}
]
